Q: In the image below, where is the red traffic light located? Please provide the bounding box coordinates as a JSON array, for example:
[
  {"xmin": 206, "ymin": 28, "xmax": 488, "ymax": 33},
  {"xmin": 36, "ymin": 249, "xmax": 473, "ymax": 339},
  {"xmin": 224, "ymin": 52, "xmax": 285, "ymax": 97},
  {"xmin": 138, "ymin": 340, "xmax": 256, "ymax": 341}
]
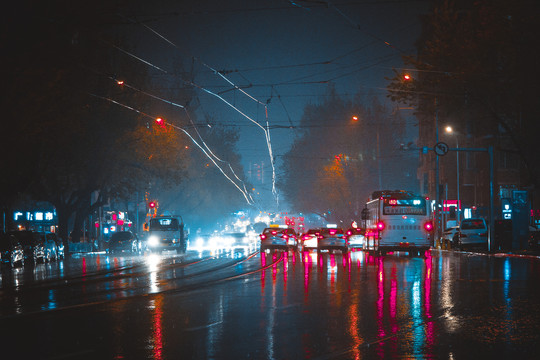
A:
[
  {"xmin": 148, "ymin": 201, "xmax": 156, "ymax": 208},
  {"xmin": 403, "ymin": 74, "xmax": 411, "ymax": 81},
  {"xmin": 155, "ymin": 117, "xmax": 165, "ymax": 127}
]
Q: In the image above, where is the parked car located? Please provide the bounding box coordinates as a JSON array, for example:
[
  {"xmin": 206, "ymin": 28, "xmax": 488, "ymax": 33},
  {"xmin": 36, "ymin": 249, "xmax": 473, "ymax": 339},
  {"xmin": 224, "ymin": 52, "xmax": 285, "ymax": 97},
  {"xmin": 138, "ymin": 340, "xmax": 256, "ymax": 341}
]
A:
[
  {"xmin": 9, "ymin": 230, "xmax": 46, "ymax": 263},
  {"xmin": 529, "ymin": 225, "xmax": 540, "ymax": 249},
  {"xmin": 455, "ymin": 218, "xmax": 488, "ymax": 250},
  {"xmin": 345, "ymin": 227, "xmax": 365, "ymax": 249},
  {"xmin": 259, "ymin": 227, "xmax": 298, "ymax": 251},
  {"xmin": 300, "ymin": 228, "xmax": 321, "ymax": 250},
  {"xmin": 0, "ymin": 233, "xmax": 24, "ymax": 267},
  {"xmin": 108, "ymin": 231, "xmax": 141, "ymax": 254},
  {"xmin": 37, "ymin": 232, "xmax": 59, "ymax": 262},
  {"xmin": 317, "ymin": 227, "xmax": 349, "ymax": 254}
]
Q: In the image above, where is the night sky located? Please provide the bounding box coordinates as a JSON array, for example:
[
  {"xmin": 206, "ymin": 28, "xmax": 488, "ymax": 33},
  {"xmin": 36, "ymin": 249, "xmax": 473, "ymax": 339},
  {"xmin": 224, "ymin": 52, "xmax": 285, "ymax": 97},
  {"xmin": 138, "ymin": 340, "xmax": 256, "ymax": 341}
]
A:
[{"xmin": 127, "ymin": 0, "xmax": 429, "ymax": 204}]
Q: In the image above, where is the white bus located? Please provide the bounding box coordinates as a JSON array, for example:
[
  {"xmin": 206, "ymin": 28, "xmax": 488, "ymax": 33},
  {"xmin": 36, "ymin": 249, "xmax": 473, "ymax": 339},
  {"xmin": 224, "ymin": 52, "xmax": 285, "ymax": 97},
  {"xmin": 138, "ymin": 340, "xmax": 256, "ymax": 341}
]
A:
[{"xmin": 362, "ymin": 190, "xmax": 433, "ymax": 256}]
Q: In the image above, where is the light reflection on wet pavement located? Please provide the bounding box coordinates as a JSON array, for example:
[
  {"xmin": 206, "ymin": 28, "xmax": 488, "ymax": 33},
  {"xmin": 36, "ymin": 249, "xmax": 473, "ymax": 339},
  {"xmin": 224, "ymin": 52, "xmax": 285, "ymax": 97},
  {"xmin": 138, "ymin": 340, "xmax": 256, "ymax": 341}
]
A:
[{"xmin": 0, "ymin": 249, "xmax": 539, "ymax": 359}]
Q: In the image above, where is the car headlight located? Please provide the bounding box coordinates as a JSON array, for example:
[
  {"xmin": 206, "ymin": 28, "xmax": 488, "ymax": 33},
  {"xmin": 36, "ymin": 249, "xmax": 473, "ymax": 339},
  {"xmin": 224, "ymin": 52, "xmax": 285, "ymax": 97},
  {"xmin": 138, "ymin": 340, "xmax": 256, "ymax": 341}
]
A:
[{"xmin": 148, "ymin": 235, "xmax": 159, "ymax": 246}]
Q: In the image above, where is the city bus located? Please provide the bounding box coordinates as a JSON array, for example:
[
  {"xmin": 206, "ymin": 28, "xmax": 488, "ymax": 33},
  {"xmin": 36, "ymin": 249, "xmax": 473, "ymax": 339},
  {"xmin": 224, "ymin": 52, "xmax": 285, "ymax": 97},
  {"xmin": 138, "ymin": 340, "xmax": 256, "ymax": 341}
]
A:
[{"xmin": 362, "ymin": 190, "xmax": 433, "ymax": 256}]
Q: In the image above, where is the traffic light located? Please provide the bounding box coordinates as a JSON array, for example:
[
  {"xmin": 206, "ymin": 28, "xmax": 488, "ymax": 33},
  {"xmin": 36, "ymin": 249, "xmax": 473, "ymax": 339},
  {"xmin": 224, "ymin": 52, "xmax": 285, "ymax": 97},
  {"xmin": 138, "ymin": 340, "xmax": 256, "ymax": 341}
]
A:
[
  {"xmin": 148, "ymin": 201, "xmax": 156, "ymax": 209},
  {"xmin": 155, "ymin": 117, "xmax": 165, "ymax": 128}
]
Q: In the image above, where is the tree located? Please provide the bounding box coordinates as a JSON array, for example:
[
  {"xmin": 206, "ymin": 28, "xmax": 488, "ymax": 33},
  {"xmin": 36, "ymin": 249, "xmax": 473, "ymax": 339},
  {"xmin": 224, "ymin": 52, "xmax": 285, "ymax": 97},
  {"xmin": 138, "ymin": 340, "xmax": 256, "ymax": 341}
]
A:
[
  {"xmin": 387, "ymin": 0, "xmax": 540, "ymax": 192},
  {"xmin": 279, "ymin": 87, "xmax": 416, "ymax": 225},
  {"xmin": 152, "ymin": 116, "xmax": 251, "ymax": 231},
  {"xmin": 1, "ymin": 1, "xmax": 190, "ymax": 244}
]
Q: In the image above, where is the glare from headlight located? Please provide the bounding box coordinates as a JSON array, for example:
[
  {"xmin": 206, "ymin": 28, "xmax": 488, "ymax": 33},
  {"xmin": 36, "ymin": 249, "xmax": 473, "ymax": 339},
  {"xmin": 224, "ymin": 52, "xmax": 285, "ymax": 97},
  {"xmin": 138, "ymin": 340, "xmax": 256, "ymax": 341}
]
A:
[{"xmin": 148, "ymin": 235, "xmax": 159, "ymax": 246}]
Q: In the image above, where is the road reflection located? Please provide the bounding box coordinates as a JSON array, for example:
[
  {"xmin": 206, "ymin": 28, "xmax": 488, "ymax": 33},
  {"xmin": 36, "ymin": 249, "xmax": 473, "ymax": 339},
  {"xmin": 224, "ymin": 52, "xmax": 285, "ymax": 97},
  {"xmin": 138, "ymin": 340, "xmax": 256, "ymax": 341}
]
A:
[{"xmin": 258, "ymin": 249, "xmax": 438, "ymax": 358}]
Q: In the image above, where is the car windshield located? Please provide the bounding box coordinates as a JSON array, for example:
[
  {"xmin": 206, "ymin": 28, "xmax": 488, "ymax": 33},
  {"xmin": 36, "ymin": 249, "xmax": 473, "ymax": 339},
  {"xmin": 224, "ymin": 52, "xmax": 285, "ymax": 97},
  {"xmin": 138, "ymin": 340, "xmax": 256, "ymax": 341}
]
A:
[
  {"xmin": 149, "ymin": 217, "xmax": 180, "ymax": 231},
  {"xmin": 111, "ymin": 232, "xmax": 134, "ymax": 242},
  {"xmin": 263, "ymin": 228, "xmax": 281, "ymax": 235},
  {"xmin": 460, "ymin": 220, "xmax": 485, "ymax": 230},
  {"xmin": 321, "ymin": 228, "xmax": 344, "ymax": 236}
]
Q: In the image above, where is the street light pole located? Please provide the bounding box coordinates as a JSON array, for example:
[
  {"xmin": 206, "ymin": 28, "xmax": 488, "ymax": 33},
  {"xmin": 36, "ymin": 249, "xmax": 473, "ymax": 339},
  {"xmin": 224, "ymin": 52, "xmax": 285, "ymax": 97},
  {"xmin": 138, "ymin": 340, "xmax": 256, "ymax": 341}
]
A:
[
  {"xmin": 435, "ymin": 100, "xmax": 441, "ymax": 238},
  {"xmin": 456, "ymin": 136, "xmax": 460, "ymax": 225},
  {"xmin": 445, "ymin": 126, "xmax": 460, "ymax": 226}
]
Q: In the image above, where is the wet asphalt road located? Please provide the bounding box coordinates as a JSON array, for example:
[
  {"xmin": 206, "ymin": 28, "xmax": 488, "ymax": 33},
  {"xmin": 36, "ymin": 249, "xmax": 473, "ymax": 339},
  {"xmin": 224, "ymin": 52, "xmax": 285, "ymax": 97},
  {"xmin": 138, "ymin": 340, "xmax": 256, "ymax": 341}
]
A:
[{"xmin": 1, "ymin": 247, "xmax": 539, "ymax": 359}]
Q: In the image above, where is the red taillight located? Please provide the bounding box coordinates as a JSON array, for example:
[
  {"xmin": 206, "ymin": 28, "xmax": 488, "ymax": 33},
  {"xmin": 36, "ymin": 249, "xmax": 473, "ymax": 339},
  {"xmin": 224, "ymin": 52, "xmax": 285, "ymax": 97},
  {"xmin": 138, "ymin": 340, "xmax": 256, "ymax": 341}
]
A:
[
  {"xmin": 281, "ymin": 234, "xmax": 289, "ymax": 240},
  {"xmin": 260, "ymin": 234, "xmax": 266, "ymax": 240},
  {"xmin": 271, "ymin": 231, "xmax": 277, "ymax": 235},
  {"xmin": 329, "ymin": 229, "xmax": 336, "ymax": 235},
  {"xmin": 389, "ymin": 199, "xmax": 397, "ymax": 206},
  {"xmin": 376, "ymin": 221, "xmax": 385, "ymax": 231},
  {"xmin": 424, "ymin": 221, "xmax": 434, "ymax": 232},
  {"xmin": 346, "ymin": 230, "xmax": 352, "ymax": 236},
  {"xmin": 302, "ymin": 235, "xmax": 311, "ymax": 241}
]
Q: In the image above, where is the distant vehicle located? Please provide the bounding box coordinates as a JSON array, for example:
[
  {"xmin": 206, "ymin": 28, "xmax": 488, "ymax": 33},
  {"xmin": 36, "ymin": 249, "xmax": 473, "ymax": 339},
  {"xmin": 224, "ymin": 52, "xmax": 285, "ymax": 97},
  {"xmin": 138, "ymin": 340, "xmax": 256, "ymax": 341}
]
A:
[
  {"xmin": 455, "ymin": 218, "xmax": 488, "ymax": 249},
  {"xmin": 317, "ymin": 226, "xmax": 348, "ymax": 254},
  {"xmin": 280, "ymin": 228, "xmax": 299, "ymax": 250},
  {"xmin": 9, "ymin": 230, "xmax": 46, "ymax": 263},
  {"xmin": 146, "ymin": 216, "xmax": 187, "ymax": 254},
  {"xmin": 220, "ymin": 232, "xmax": 256, "ymax": 250},
  {"xmin": 362, "ymin": 190, "xmax": 433, "ymax": 256},
  {"xmin": 301, "ymin": 228, "xmax": 321, "ymax": 250},
  {"xmin": 37, "ymin": 232, "xmax": 59, "ymax": 262},
  {"xmin": 108, "ymin": 231, "xmax": 141, "ymax": 254},
  {"xmin": 259, "ymin": 226, "xmax": 298, "ymax": 251},
  {"xmin": 345, "ymin": 227, "xmax": 365, "ymax": 249},
  {"xmin": 529, "ymin": 225, "xmax": 540, "ymax": 249},
  {"xmin": 0, "ymin": 233, "xmax": 24, "ymax": 267}
]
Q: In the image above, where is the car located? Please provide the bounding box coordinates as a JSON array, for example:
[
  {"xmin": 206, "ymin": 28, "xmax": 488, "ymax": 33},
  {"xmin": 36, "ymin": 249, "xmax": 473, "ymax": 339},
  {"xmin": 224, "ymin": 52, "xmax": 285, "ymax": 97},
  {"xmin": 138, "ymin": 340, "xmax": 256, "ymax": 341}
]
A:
[
  {"xmin": 108, "ymin": 231, "xmax": 141, "ymax": 254},
  {"xmin": 317, "ymin": 227, "xmax": 349, "ymax": 254},
  {"xmin": 221, "ymin": 232, "xmax": 258, "ymax": 250},
  {"xmin": 9, "ymin": 230, "xmax": 46, "ymax": 263},
  {"xmin": 0, "ymin": 233, "xmax": 24, "ymax": 267},
  {"xmin": 438, "ymin": 226, "xmax": 460, "ymax": 249},
  {"xmin": 259, "ymin": 227, "xmax": 298, "ymax": 251},
  {"xmin": 345, "ymin": 227, "xmax": 365, "ymax": 249},
  {"xmin": 37, "ymin": 232, "xmax": 59, "ymax": 262},
  {"xmin": 280, "ymin": 228, "xmax": 299, "ymax": 250},
  {"xmin": 300, "ymin": 228, "xmax": 321, "ymax": 250},
  {"xmin": 528, "ymin": 225, "xmax": 540, "ymax": 249},
  {"xmin": 455, "ymin": 218, "xmax": 488, "ymax": 249}
]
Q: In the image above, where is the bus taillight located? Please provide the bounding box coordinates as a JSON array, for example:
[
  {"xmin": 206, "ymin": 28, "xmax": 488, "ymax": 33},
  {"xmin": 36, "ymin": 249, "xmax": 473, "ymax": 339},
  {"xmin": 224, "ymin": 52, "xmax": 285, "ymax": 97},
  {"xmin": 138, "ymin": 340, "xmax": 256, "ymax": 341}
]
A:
[
  {"xmin": 424, "ymin": 221, "xmax": 434, "ymax": 232},
  {"xmin": 376, "ymin": 221, "xmax": 385, "ymax": 231}
]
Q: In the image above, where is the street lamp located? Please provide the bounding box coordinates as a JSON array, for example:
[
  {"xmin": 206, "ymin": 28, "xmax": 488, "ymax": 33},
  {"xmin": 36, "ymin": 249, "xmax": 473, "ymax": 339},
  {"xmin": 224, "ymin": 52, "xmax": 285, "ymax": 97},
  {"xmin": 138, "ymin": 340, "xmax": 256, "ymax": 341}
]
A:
[{"xmin": 445, "ymin": 126, "xmax": 460, "ymax": 226}]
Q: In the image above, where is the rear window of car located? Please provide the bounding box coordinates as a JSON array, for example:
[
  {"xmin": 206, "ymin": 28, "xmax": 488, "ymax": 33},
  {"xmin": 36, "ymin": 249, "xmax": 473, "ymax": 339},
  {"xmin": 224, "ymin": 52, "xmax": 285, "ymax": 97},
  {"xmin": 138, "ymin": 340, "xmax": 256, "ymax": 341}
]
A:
[
  {"xmin": 460, "ymin": 220, "xmax": 486, "ymax": 230},
  {"xmin": 321, "ymin": 228, "xmax": 344, "ymax": 236},
  {"xmin": 111, "ymin": 232, "xmax": 134, "ymax": 242}
]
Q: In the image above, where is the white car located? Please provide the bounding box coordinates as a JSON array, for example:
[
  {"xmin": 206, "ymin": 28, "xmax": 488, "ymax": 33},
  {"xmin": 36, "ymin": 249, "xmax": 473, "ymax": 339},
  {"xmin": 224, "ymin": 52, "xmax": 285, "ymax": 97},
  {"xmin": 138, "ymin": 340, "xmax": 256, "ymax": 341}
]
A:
[
  {"xmin": 317, "ymin": 227, "xmax": 348, "ymax": 254},
  {"xmin": 456, "ymin": 218, "xmax": 488, "ymax": 249},
  {"xmin": 259, "ymin": 227, "xmax": 298, "ymax": 251}
]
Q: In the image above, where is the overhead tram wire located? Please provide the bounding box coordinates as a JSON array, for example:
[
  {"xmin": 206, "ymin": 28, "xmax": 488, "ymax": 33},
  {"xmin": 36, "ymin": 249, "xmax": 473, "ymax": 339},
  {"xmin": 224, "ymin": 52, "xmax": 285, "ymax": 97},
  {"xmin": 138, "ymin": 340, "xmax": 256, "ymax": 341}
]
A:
[
  {"xmin": 88, "ymin": 92, "xmax": 254, "ymax": 205},
  {"xmin": 118, "ymin": 13, "xmax": 278, "ymax": 199},
  {"xmin": 88, "ymin": 66, "xmax": 253, "ymax": 202},
  {"xmin": 98, "ymin": 43, "xmax": 259, "ymax": 203}
]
